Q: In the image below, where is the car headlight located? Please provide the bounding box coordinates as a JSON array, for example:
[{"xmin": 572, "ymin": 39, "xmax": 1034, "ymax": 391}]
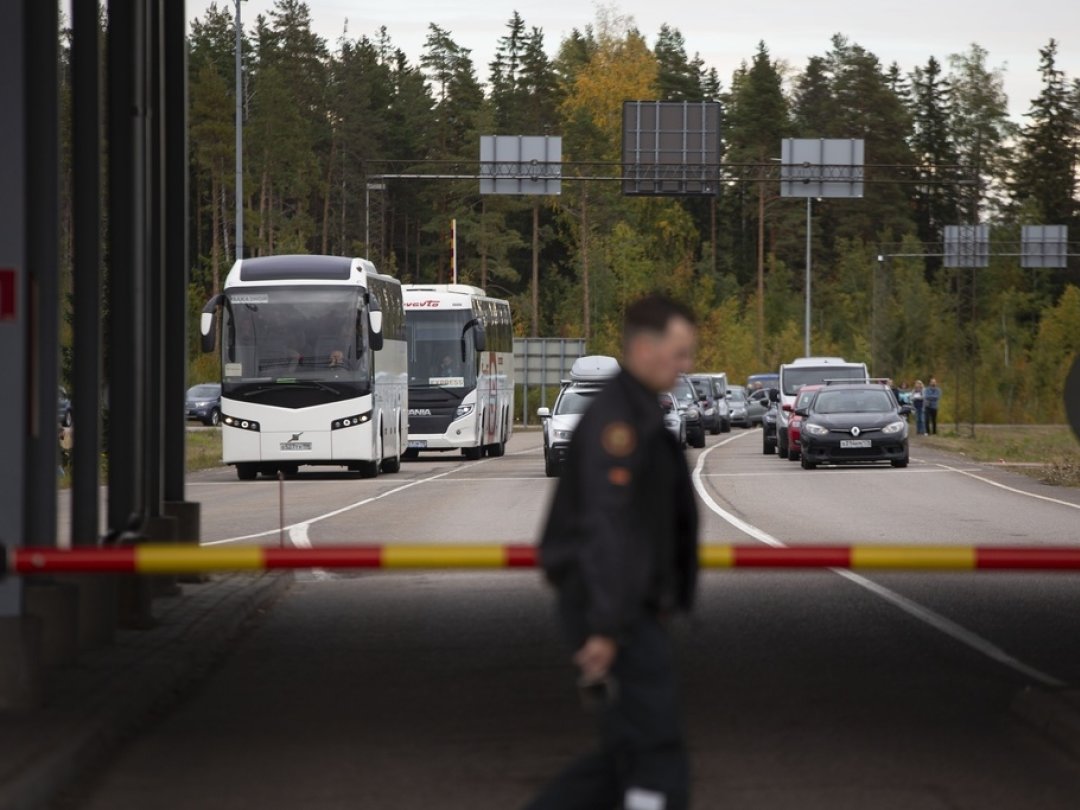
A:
[
  {"xmin": 882, "ymin": 420, "xmax": 906, "ymax": 435},
  {"xmin": 703, "ymin": 407, "xmax": 715, "ymax": 416},
  {"xmin": 804, "ymin": 423, "xmax": 829, "ymax": 436},
  {"xmin": 686, "ymin": 407, "xmax": 699, "ymax": 418},
  {"xmin": 553, "ymin": 429, "xmax": 574, "ymax": 441},
  {"xmin": 455, "ymin": 403, "xmax": 474, "ymax": 419}
]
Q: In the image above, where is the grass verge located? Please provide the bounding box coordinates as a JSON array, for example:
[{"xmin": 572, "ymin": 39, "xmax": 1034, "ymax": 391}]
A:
[
  {"xmin": 920, "ymin": 425, "xmax": 1080, "ymax": 488},
  {"xmin": 186, "ymin": 428, "xmax": 224, "ymax": 473}
]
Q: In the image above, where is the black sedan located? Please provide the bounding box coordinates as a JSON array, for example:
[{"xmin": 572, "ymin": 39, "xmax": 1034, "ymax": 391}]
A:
[{"xmin": 797, "ymin": 384, "xmax": 911, "ymax": 469}]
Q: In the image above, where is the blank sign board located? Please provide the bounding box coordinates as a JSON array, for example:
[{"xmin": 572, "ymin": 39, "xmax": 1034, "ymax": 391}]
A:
[
  {"xmin": 1021, "ymin": 225, "xmax": 1068, "ymax": 269},
  {"xmin": 944, "ymin": 225, "xmax": 990, "ymax": 268},
  {"xmin": 622, "ymin": 101, "xmax": 722, "ymax": 196},
  {"xmin": 479, "ymin": 135, "xmax": 562, "ymax": 196},
  {"xmin": 780, "ymin": 139, "xmax": 865, "ymax": 198}
]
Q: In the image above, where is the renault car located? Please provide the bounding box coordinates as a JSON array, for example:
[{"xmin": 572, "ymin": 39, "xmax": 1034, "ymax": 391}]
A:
[{"xmin": 797, "ymin": 383, "xmax": 911, "ymax": 470}]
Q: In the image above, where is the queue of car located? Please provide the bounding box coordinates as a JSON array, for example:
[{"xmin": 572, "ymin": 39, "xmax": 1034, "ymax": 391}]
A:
[{"xmin": 756, "ymin": 355, "xmax": 913, "ymax": 471}]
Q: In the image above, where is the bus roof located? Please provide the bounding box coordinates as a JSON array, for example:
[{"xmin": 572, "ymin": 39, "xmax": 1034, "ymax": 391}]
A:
[
  {"xmin": 402, "ymin": 284, "xmax": 508, "ymax": 309},
  {"xmin": 224, "ymin": 255, "xmax": 394, "ymax": 288}
]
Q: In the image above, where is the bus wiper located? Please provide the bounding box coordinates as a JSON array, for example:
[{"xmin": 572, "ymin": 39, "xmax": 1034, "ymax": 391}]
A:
[{"xmin": 236, "ymin": 380, "xmax": 342, "ymax": 397}]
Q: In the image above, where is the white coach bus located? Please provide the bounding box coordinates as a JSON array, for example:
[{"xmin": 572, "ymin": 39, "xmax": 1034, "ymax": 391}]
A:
[
  {"xmin": 200, "ymin": 255, "xmax": 407, "ymax": 480},
  {"xmin": 402, "ymin": 284, "xmax": 514, "ymax": 459}
]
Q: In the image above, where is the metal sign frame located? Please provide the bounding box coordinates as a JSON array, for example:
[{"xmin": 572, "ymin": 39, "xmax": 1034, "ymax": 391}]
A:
[
  {"xmin": 621, "ymin": 101, "xmax": 722, "ymax": 196},
  {"xmin": 1022, "ymin": 225, "xmax": 1069, "ymax": 269},
  {"xmin": 514, "ymin": 337, "xmax": 586, "ymax": 425}
]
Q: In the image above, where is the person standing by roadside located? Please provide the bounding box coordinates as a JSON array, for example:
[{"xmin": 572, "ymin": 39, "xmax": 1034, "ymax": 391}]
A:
[
  {"xmin": 911, "ymin": 380, "xmax": 926, "ymax": 435},
  {"xmin": 528, "ymin": 294, "xmax": 700, "ymax": 810},
  {"xmin": 924, "ymin": 377, "xmax": 942, "ymax": 435}
]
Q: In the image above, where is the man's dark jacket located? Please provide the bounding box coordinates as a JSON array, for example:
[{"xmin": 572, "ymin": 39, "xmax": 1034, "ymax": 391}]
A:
[{"xmin": 540, "ymin": 368, "xmax": 699, "ymax": 639}]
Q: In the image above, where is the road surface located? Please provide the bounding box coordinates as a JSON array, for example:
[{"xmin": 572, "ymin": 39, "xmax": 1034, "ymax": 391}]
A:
[{"xmin": 66, "ymin": 429, "xmax": 1080, "ymax": 809}]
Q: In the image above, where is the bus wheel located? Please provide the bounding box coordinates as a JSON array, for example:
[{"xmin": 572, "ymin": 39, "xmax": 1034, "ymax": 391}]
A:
[
  {"xmin": 463, "ymin": 446, "xmax": 483, "ymax": 461},
  {"xmin": 486, "ymin": 441, "xmax": 505, "ymax": 458},
  {"xmin": 354, "ymin": 460, "xmax": 380, "ymax": 479},
  {"xmin": 236, "ymin": 463, "xmax": 258, "ymax": 481},
  {"xmin": 381, "ymin": 454, "xmax": 401, "ymax": 474},
  {"xmin": 402, "ymin": 448, "xmax": 419, "ymax": 460}
]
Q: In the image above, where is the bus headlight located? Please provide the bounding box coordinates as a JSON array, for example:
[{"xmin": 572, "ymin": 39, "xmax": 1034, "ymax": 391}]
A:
[
  {"xmin": 222, "ymin": 414, "xmax": 260, "ymax": 431},
  {"xmin": 332, "ymin": 412, "xmax": 373, "ymax": 430},
  {"xmin": 455, "ymin": 403, "xmax": 475, "ymax": 419}
]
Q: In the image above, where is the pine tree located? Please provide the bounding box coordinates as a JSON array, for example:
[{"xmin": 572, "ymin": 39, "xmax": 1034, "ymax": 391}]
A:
[
  {"xmin": 654, "ymin": 25, "xmax": 702, "ymax": 101},
  {"xmin": 792, "ymin": 55, "xmax": 837, "ymax": 137},
  {"xmin": 910, "ymin": 56, "xmax": 960, "ymax": 243},
  {"xmin": 1011, "ymin": 39, "xmax": 1079, "ymax": 226}
]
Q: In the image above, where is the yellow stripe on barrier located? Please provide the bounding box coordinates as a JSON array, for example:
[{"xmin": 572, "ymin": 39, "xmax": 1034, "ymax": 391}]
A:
[
  {"xmin": 381, "ymin": 545, "xmax": 506, "ymax": 569},
  {"xmin": 699, "ymin": 545, "xmax": 735, "ymax": 568},
  {"xmin": 850, "ymin": 545, "xmax": 976, "ymax": 570},
  {"xmin": 136, "ymin": 545, "xmax": 265, "ymax": 574}
]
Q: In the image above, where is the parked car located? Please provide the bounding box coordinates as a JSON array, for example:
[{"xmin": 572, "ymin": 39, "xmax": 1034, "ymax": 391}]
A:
[
  {"xmin": 185, "ymin": 383, "xmax": 222, "ymax": 426},
  {"xmin": 785, "ymin": 384, "xmax": 823, "ymax": 463},
  {"xmin": 58, "ymin": 386, "xmax": 73, "ymax": 427},
  {"xmin": 762, "ymin": 397, "xmax": 779, "ymax": 454},
  {"xmin": 725, "ymin": 386, "xmax": 751, "ymax": 428},
  {"xmin": 689, "ymin": 374, "xmax": 724, "ymax": 435},
  {"xmin": 797, "ymin": 383, "xmax": 912, "ymax": 470},
  {"xmin": 745, "ymin": 387, "xmax": 770, "ymax": 425},
  {"xmin": 538, "ymin": 355, "xmax": 619, "ymax": 477},
  {"xmin": 674, "ymin": 375, "xmax": 706, "ymax": 448},
  {"xmin": 659, "ymin": 392, "xmax": 687, "ymax": 448}
]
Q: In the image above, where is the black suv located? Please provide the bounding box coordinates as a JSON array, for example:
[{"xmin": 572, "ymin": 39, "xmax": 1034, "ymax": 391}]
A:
[{"xmin": 797, "ymin": 383, "xmax": 911, "ymax": 469}]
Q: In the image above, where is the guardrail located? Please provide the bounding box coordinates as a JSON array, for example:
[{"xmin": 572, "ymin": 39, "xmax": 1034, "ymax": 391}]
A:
[{"xmin": 5, "ymin": 544, "xmax": 1080, "ymax": 576}]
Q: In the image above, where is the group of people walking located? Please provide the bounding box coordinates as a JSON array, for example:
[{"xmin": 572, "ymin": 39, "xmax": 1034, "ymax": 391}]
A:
[{"xmin": 896, "ymin": 378, "xmax": 942, "ymax": 435}]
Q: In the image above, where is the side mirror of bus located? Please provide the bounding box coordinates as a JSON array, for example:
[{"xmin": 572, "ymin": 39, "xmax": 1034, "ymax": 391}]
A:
[
  {"xmin": 200, "ymin": 295, "xmax": 223, "ymax": 354},
  {"xmin": 472, "ymin": 325, "xmax": 487, "ymax": 353},
  {"xmin": 368, "ymin": 311, "xmax": 384, "ymax": 352}
]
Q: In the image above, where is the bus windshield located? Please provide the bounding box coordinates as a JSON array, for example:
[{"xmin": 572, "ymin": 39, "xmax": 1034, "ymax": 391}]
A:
[
  {"xmin": 405, "ymin": 310, "xmax": 477, "ymax": 389},
  {"xmin": 782, "ymin": 366, "xmax": 864, "ymax": 395},
  {"xmin": 221, "ymin": 286, "xmax": 369, "ymax": 395}
]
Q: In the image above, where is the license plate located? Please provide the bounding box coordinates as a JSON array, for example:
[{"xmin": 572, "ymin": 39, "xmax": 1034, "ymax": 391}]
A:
[
  {"xmin": 407, "ymin": 440, "xmax": 427, "ymax": 449},
  {"xmin": 840, "ymin": 439, "xmax": 872, "ymax": 449},
  {"xmin": 279, "ymin": 442, "xmax": 312, "ymax": 452}
]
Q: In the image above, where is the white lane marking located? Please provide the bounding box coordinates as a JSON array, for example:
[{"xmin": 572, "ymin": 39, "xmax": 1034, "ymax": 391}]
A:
[
  {"xmin": 204, "ymin": 461, "xmax": 491, "ymax": 546},
  {"xmin": 289, "ymin": 522, "xmax": 336, "ymax": 581},
  {"xmin": 691, "ymin": 440, "xmax": 1066, "ymax": 688},
  {"xmin": 201, "ymin": 443, "xmax": 545, "ymax": 546},
  {"xmin": 289, "ymin": 522, "xmax": 312, "ymax": 548},
  {"xmin": 700, "ymin": 467, "xmax": 982, "ymax": 478},
  {"xmin": 933, "ymin": 461, "xmax": 1080, "ymax": 512}
]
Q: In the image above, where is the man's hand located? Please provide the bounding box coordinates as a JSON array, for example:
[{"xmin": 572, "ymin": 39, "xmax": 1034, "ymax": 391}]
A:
[{"xmin": 574, "ymin": 635, "xmax": 617, "ymax": 680}]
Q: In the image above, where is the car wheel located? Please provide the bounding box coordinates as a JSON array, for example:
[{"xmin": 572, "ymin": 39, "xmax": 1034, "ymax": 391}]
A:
[
  {"xmin": 207, "ymin": 408, "xmax": 221, "ymax": 427},
  {"xmin": 788, "ymin": 449, "xmax": 800, "ymax": 462},
  {"xmin": 777, "ymin": 441, "xmax": 788, "ymax": 460},
  {"xmin": 762, "ymin": 439, "xmax": 775, "ymax": 455},
  {"xmin": 801, "ymin": 455, "xmax": 817, "ymax": 470},
  {"xmin": 721, "ymin": 419, "xmax": 731, "ymax": 434},
  {"xmin": 891, "ymin": 457, "xmax": 909, "ymax": 468},
  {"xmin": 236, "ymin": 463, "xmax": 258, "ymax": 481},
  {"xmin": 690, "ymin": 429, "xmax": 706, "ymax": 449}
]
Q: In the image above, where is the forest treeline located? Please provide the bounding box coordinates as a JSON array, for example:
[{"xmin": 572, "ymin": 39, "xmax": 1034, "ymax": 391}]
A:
[{"xmin": 59, "ymin": 1, "xmax": 1080, "ymax": 423}]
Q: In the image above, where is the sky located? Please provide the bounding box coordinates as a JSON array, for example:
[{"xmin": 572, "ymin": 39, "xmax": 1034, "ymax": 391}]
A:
[{"xmin": 229, "ymin": 0, "xmax": 1080, "ymax": 120}]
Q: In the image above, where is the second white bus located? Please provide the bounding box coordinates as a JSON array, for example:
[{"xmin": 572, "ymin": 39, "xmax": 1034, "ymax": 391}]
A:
[{"xmin": 403, "ymin": 284, "xmax": 514, "ymax": 458}]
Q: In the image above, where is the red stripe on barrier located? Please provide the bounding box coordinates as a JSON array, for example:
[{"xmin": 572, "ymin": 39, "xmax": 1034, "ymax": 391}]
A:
[
  {"xmin": 976, "ymin": 548, "xmax": 1080, "ymax": 570},
  {"xmin": 263, "ymin": 547, "xmax": 383, "ymax": 570},
  {"xmin": 13, "ymin": 547, "xmax": 138, "ymax": 573},
  {"xmin": 733, "ymin": 545, "xmax": 852, "ymax": 568},
  {"xmin": 505, "ymin": 546, "xmax": 537, "ymax": 568}
]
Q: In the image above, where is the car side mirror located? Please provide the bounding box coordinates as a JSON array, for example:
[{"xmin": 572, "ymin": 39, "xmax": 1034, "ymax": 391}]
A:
[
  {"xmin": 537, "ymin": 407, "xmax": 551, "ymax": 419},
  {"xmin": 795, "ymin": 408, "xmax": 808, "ymax": 417},
  {"xmin": 899, "ymin": 404, "xmax": 914, "ymax": 416},
  {"xmin": 768, "ymin": 387, "xmax": 780, "ymax": 403}
]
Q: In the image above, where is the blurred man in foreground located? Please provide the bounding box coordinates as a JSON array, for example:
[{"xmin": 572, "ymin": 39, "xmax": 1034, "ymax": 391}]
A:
[{"xmin": 527, "ymin": 294, "xmax": 700, "ymax": 810}]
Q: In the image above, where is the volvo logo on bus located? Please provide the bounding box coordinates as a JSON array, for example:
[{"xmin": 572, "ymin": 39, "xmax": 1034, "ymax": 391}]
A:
[{"xmin": 409, "ymin": 408, "xmax": 433, "ymax": 416}]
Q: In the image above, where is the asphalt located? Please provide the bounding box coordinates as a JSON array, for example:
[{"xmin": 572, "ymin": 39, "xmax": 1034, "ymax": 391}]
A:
[{"xmin": 53, "ymin": 430, "xmax": 1080, "ymax": 808}]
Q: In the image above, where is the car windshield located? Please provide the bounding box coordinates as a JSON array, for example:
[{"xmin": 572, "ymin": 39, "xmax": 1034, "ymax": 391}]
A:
[
  {"xmin": 782, "ymin": 366, "xmax": 864, "ymax": 395},
  {"xmin": 796, "ymin": 389, "xmax": 817, "ymax": 409},
  {"xmin": 674, "ymin": 380, "xmax": 697, "ymax": 405},
  {"xmin": 555, "ymin": 387, "xmax": 601, "ymax": 415},
  {"xmin": 813, "ymin": 389, "xmax": 895, "ymax": 415},
  {"xmin": 188, "ymin": 384, "xmax": 220, "ymax": 398},
  {"xmin": 728, "ymin": 388, "xmax": 746, "ymax": 402},
  {"xmin": 690, "ymin": 379, "xmax": 711, "ymax": 399}
]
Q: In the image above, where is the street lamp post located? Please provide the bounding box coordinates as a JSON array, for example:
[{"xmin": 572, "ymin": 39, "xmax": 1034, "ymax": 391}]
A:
[
  {"xmin": 804, "ymin": 197, "xmax": 812, "ymax": 356},
  {"xmin": 234, "ymin": 0, "xmax": 243, "ymax": 259}
]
